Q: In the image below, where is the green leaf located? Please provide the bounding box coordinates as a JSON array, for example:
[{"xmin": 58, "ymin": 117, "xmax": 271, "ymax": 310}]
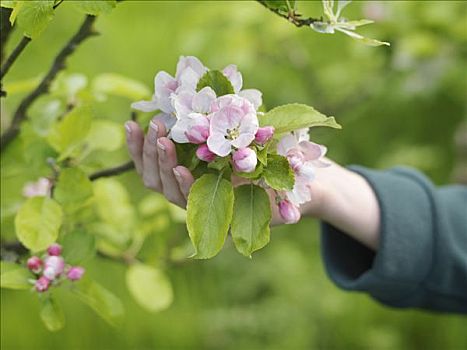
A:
[
  {"xmin": 72, "ymin": 280, "xmax": 124, "ymax": 327},
  {"xmin": 196, "ymin": 70, "xmax": 234, "ymax": 97},
  {"xmin": 260, "ymin": 104, "xmax": 341, "ymax": 134},
  {"xmin": 126, "ymin": 264, "xmax": 173, "ymax": 312},
  {"xmin": 262, "ymin": 154, "xmax": 294, "ymax": 191},
  {"xmin": 47, "ymin": 105, "xmax": 93, "ymax": 160},
  {"xmin": 234, "ymin": 163, "xmax": 264, "ymax": 180},
  {"xmin": 207, "ymin": 156, "xmax": 230, "ymax": 171},
  {"xmin": 40, "ymin": 297, "xmax": 65, "ymax": 332},
  {"xmin": 174, "ymin": 143, "xmax": 199, "ymax": 171},
  {"xmin": 186, "ymin": 173, "xmax": 234, "ymax": 259},
  {"xmin": 71, "ymin": 0, "xmax": 116, "ymax": 15},
  {"xmin": 1, "ymin": 1, "xmax": 17, "ymax": 9},
  {"xmin": 231, "ymin": 184, "xmax": 271, "ymax": 257},
  {"xmin": 15, "ymin": 197, "xmax": 63, "ymax": 252},
  {"xmin": 262, "ymin": 0, "xmax": 295, "ymax": 12},
  {"xmin": 61, "ymin": 229, "xmax": 96, "ymax": 264},
  {"xmin": 15, "ymin": 1, "xmax": 55, "ymax": 38},
  {"xmin": 92, "ymin": 73, "xmax": 151, "ymax": 101},
  {"xmin": 54, "ymin": 168, "xmax": 93, "ymax": 214},
  {"xmin": 85, "ymin": 120, "xmax": 124, "ymax": 152},
  {"xmin": 0, "ymin": 261, "xmax": 32, "ymax": 290}
]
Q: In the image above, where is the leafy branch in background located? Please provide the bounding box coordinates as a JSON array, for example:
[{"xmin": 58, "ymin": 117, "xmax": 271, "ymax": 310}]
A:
[{"xmin": 258, "ymin": 0, "xmax": 390, "ymax": 46}]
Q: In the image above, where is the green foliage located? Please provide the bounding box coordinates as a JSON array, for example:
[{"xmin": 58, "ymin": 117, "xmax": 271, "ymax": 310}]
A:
[
  {"xmin": 231, "ymin": 184, "xmax": 271, "ymax": 257},
  {"xmin": 72, "ymin": 279, "xmax": 124, "ymax": 327},
  {"xmin": 261, "ymin": 0, "xmax": 295, "ymax": 13},
  {"xmin": 260, "ymin": 103, "xmax": 341, "ymax": 135},
  {"xmin": 46, "ymin": 105, "xmax": 93, "ymax": 160},
  {"xmin": 0, "ymin": 261, "xmax": 31, "ymax": 290},
  {"xmin": 262, "ymin": 154, "xmax": 294, "ymax": 191},
  {"xmin": 85, "ymin": 120, "xmax": 124, "ymax": 152},
  {"xmin": 40, "ymin": 297, "xmax": 65, "ymax": 332},
  {"xmin": 92, "ymin": 73, "xmax": 151, "ymax": 101},
  {"xmin": 12, "ymin": 1, "xmax": 55, "ymax": 39},
  {"xmin": 186, "ymin": 173, "xmax": 234, "ymax": 259},
  {"xmin": 196, "ymin": 70, "xmax": 235, "ymax": 96},
  {"xmin": 70, "ymin": 0, "xmax": 117, "ymax": 15},
  {"xmin": 126, "ymin": 263, "xmax": 173, "ymax": 312},
  {"xmin": 61, "ymin": 229, "xmax": 96, "ymax": 264},
  {"xmin": 15, "ymin": 197, "xmax": 63, "ymax": 252},
  {"xmin": 53, "ymin": 168, "xmax": 93, "ymax": 214}
]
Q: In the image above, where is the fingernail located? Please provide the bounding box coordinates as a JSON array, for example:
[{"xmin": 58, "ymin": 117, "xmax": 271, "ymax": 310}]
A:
[
  {"xmin": 157, "ymin": 138, "xmax": 166, "ymax": 151},
  {"xmin": 124, "ymin": 122, "xmax": 132, "ymax": 135},
  {"xmin": 150, "ymin": 120, "xmax": 158, "ymax": 133},
  {"xmin": 173, "ymin": 168, "xmax": 182, "ymax": 183}
]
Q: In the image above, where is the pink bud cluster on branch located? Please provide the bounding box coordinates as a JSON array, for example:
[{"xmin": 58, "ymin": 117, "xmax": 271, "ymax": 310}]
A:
[{"xmin": 26, "ymin": 243, "xmax": 85, "ymax": 293}]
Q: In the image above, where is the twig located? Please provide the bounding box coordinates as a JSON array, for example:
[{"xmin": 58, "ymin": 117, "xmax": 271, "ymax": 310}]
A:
[
  {"xmin": 89, "ymin": 161, "xmax": 135, "ymax": 181},
  {"xmin": 0, "ymin": 37, "xmax": 31, "ymax": 81},
  {"xmin": 0, "ymin": 15, "xmax": 98, "ymax": 151},
  {"xmin": 256, "ymin": 0, "xmax": 320, "ymax": 27},
  {"xmin": 1, "ymin": 7, "xmax": 14, "ymax": 65}
]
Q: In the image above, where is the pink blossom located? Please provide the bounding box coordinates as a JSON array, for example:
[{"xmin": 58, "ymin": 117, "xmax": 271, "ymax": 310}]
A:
[
  {"xmin": 67, "ymin": 266, "xmax": 85, "ymax": 281},
  {"xmin": 255, "ymin": 126, "xmax": 274, "ymax": 145},
  {"xmin": 47, "ymin": 243, "xmax": 62, "ymax": 256},
  {"xmin": 43, "ymin": 256, "xmax": 65, "ymax": 280},
  {"xmin": 196, "ymin": 144, "xmax": 216, "ymax": 162},
  {"xmin": 22, "ymin": 177, "xmax": 51, "ymax": 198},
  {"xmin": 207, "ymin": 95, "xmax": 259, "ymax": 157},
  {"xmin": 35, "ymin": 276, "xmax": 51, "ymax": 292},
  {"xmin": 277, "ymin": 129, "xmax": 329, "ymax": 206},
  {"xmin": 221, "ymin": 65, "xmax": 263, "ymax": 109},
  {"xmin": 27, "ymin": 256, "xmax": 43, "ymax": 274},
  {"xmin": 278, "ymin": 199, "xmax": 301, "ymax": 224},
  {"xmin": 232, "ymin": 148, "xmax": 257, "ymax": 173}
]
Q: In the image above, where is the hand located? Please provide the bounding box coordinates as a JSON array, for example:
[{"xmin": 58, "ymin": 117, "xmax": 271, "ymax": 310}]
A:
[{"xmin": 125, "ymin": 117, "xmax": 380, "ymax": 251}]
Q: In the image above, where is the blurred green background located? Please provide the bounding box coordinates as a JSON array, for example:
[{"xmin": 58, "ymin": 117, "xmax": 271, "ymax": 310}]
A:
[{"xmin": 1, "ymin": 1, "xmax": 467, "ymax": 349}]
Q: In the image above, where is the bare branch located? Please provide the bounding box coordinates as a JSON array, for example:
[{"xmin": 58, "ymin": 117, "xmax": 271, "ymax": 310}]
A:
[
  {"xmin": 256, "ymin": 0, "xmax": 320, "ymax": 27},
  {"xmin": 89, "ymin": 161, "xmax": 135, "ymax": 181},
  {"xmin": 0, "ymin": 15, "xmax": 98, "ymax": 151},
  {"xmin": 1, "ymin": 7, "xmax": 14, "ymax": 65},
  {"xmin": 0, "ymin": 37, "xmax": 31, "ymax": 81}
]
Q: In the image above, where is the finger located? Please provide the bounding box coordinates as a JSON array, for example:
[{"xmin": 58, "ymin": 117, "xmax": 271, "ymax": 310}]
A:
[
  {"xmin": 173, "ymin": 166, "xmax": 195, "ymax": 201},
  {"xmin": 125, "ymin": 121, "xmax": 144, "ymax": 175},
  {"xmin": 142, "ymin": 118, "xmax": 166, "ymax": 191},
  {"xmin": 157, "ymin": 137, "xmax": 186, "ymax": 207}
]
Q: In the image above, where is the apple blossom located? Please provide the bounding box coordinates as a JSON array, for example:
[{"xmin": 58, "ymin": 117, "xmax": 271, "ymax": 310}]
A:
[
  {"xmin": 207, "ymin": 95, "xmax": 259, "ymax": 157},
  {"xmin": 35, "ymin": 276, "xmax": 51, "ymax": 293},
  {"xmin": 222, "ymin": 64, "xmax": 263, "ymax": 110},
  {"xmin": 255, "ymin": 126, "xmax": 275, "ymax": 145},
  {"xmin": 43, "ymin": 256, "xmax": 65, "ymax": 280},
  {"xmin": 278, "ymin": 199, "xmax": 301, "ymax": 224},
  {"xmin": 22, "ymin": 177, "xmax": 52, "ymax": 198},
  {"xmin": 27, "ymin": 256, "xmax": 43, "ymax": 274},
  {"xmin": 67, "ymin": 267, "xmax": 85, "ymax": 281},
  {"xmin": 232, "ymin": 148, "xmax": 257, "ymax": 173},
  {"xmin": 196, "ymin": 144, "xmax": 216, "ymax": 162},
  {"xmin": 47, "ymin": 243, "xmax": 62, "ymax": 256}
]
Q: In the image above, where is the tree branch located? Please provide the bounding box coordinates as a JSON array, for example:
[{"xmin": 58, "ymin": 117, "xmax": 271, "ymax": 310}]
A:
[
  {"xmin": 1, "ymin": 7, "xmax": 14, "ymax": 65},
  {"xmin": 89, "ymin": 161, "xmax": 135, "ymax": 181},
  {"xmin": 256, "ymin": 0, "xmax": 320, "ymax": 27},
  {"xmin": 0, "ymin": 36, "xmax": 31, "ymax": 81},
  {"xmin": 0, "ymin": 15, "xmax": 98, "ymax": 151}
]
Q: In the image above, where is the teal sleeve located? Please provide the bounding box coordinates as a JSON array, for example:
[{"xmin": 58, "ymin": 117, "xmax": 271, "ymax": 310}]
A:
[{"xmin": 320, "ymin": 166, "xmax": 467, "ymax": 314}]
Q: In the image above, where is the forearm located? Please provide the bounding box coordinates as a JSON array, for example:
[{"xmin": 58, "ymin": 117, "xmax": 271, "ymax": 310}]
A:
[{"xmin": 302, "ymin": 161, "xmax": 381, "ymax": 250}]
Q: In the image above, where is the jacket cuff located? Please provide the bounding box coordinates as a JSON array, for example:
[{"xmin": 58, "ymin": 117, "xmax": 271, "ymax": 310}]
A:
[{"xmin": 320, "ymin": 166, "xmax": 435, "ymax": 306}]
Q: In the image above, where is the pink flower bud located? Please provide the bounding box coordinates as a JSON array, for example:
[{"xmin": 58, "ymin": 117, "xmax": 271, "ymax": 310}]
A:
[
  {"xmin": 255, "ymin": 126, "xmax": 274, "ymax": 145},
  {"xmin": 196, "ymin": 144, "xmax": 216, "ymax": 162},
  {"xmin": 286, "ymin": 149, "xmax": 305, "ymax": 172},
  {"xmin": 185, "ymin": 124, "xmax": 209, "ymax": 144},
  {"xmin": 278, "ymin": 199, "xmax": 301, "ymax": 224},
  {"xmin": 47, "ymin": 243, "xmax": 62, "ymax": 256},
  {"xmin": 67, "ymin": 266, "xmax": 85, "ymax": 281},
  {"xmin": 35, "ymin": 276, "xmax": 51, "ymax": 292},
  {"xmin": 43, "ymin": 256, "xmax": 65, "ymax": 280},
  {"xmin": 232, "ymin": 148, "xmax": 257, "ymax": 173},
  {"xmin": 27, "ymin": 256, "xmax": 43, "ymax": 274}
]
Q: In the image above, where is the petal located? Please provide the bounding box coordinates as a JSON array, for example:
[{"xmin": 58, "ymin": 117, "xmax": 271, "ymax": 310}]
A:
[
  {"xmin": 222, "ymin": 64, "xmax": 243, "ymax": 93},
  {"xmin": 172, "ymin": 89, "xmax": 194, "ymax": 117},
  {"xmin": 231, "ymin": 133, "xmax": 255, "ymax": 149},
  {"xmin": 277, "ymin": 134, "xmax": 297, "ymax": 156},
  {"xmin": 295, "ymin": 128, "xmax": 310, "ymax": 142},
  {"xmin": 287, "ymin": 177, "xmax": 311, "ymax": 206},
  {"xmin": 131, "ymin": 98, "xmax": 159, "ymax": 112},
  {"xmin": 207, "ymin": 133, "xmax": 231, "ymax": 157},
  {"xmin": 170, "ymin": 119, "xmax": 190, "ymax": 143},
  {"xmin": 238, "ymin": 89, "xmax": 263, "ymax": 110},
  {"xmin": 154, "ymin": 71, "xmax": 176, "ymax": 92},
  {"xmin": 299, "ymin": 141, "xmax": 323, "ymax": 161},
  {"xmin": 155, "ymin": 112, "xmax": 177, "ymax": 130},
  {"xmin": 238, "ymin": 112, "xmax": 259, "ymax": 135},
  {"xmin": 178, "ymin": 66, "xmax": 201, "ymax": 91},
  {"xmin": 176, "ymin": 56, "xmax": 207, "ymax": 79},
  {"xmin": 192, "ymin": 87, "xmax": 216, "ymax": 113}
]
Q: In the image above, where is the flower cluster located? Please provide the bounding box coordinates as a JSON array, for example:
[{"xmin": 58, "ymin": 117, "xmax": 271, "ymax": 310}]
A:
[
  {"xmin": 27, "ymin": 243, "xmax": 85, "ymax": 293},
  {"xmin": 132, "ymin": 56, "xmax": 331, "ymax": 227},
  {"xmin": 132, "ymin": 56, "xmax": 273, "ymax": 174}
]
